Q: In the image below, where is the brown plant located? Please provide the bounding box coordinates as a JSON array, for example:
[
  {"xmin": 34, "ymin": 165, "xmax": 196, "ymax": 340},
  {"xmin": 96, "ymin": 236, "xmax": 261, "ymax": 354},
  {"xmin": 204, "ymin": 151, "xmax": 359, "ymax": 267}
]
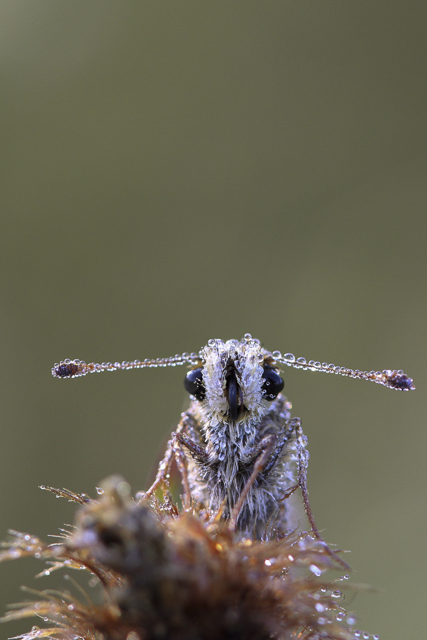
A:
[{"xmin": 1, "ymin": 476, "xmax": 361, "ymax": 640}]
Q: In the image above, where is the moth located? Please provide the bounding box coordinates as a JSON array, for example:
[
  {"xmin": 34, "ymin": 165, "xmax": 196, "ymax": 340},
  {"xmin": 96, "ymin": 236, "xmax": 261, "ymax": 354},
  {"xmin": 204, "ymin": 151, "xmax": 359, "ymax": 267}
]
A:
[{"xmin": 52, "ymin": 334, "xmax": 414, "ymax": 557}]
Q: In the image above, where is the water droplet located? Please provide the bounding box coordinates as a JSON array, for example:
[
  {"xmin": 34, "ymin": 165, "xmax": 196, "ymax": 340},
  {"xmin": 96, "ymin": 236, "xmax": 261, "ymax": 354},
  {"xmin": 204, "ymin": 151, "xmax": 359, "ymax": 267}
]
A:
[
  {"xmin": 315, "ymin": 603, "xmax": 325, "ymax": 612},
  {"xmin": 67, "ymin": 604, "xmax": 74, "ymax": 611},
  {"xmin": 95, "ymin": 487, "xmax": 104, "ymax": 495},
  {"xmin": 363, "ymin": 634, "xmax": 370, "ymax": 640},
  {"xmin": 297, "ymin": 357, "xmax": 307, "ymax": 365},
  {"xmin": 309, "ymin": 564, "xmax": 322, "ymax": 576},
  {"xmin": 346, "ymin": 616, "xmax": 356, "ymax": 626}
]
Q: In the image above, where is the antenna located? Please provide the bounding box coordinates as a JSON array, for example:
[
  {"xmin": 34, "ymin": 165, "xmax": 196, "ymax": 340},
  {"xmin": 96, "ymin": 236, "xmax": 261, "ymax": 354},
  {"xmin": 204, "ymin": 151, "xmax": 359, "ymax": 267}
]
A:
[
  {"xmin": 272, "ymin": 351, "xmax": 414, "ymax": 391},
  {"xmin": 52, "ymin": 334, "xmax": 414, "ymax": 391},
  {"xmin": 52, "ymin": 353, "xmax": 200, "ymax": 379}
]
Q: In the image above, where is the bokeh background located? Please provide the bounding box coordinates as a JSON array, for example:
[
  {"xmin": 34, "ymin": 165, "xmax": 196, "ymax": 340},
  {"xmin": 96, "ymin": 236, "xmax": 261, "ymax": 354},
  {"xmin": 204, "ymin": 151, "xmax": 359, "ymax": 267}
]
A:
[{"xmin": 1, "ymin": 2, "xmax": 425, "ymax": 638}]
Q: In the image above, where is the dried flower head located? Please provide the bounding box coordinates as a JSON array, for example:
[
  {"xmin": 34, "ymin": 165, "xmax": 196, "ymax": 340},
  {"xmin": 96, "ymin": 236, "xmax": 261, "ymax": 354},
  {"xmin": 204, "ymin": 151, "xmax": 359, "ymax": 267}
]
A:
[{"xmin": 1, "ymin": 476, "xmax": 363, "ymax": 640}]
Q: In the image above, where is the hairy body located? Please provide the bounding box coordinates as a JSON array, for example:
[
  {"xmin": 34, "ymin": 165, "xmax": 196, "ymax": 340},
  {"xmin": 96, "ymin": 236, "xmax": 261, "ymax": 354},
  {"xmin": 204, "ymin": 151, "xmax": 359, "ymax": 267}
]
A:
[
  {"xmin": 147, "ymin": 336, "xmax": 306, "ymax": 540},
  {"xmin": 181, "ymin": 394, "xmax": 300, "ymax": 539}
]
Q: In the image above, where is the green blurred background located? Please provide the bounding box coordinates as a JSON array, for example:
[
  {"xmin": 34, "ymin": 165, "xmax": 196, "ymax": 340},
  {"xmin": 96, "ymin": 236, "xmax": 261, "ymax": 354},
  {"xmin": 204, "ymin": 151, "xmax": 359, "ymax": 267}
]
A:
[{"xmin": 1, "ymin": 2, "xmax": 425, "ymax": 638}]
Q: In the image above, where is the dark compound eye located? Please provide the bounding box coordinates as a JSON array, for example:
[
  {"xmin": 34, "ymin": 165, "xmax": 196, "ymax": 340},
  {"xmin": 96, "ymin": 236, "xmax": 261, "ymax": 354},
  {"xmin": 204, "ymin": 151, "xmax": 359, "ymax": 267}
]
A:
[
  {"xmin": 262, "ymin": 366, "xmax": 284, "ymax": 400},
  {"xmin": 184, "ymin": 368, "xmax": 206, "ymax": 401}
]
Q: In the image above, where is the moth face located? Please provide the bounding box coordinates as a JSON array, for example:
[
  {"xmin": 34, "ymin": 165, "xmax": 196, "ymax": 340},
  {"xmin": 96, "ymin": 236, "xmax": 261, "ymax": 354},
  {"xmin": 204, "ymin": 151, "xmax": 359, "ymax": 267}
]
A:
[{"xmin": 184, "ymin": 337, "xmax": 284, "ymax": 425}]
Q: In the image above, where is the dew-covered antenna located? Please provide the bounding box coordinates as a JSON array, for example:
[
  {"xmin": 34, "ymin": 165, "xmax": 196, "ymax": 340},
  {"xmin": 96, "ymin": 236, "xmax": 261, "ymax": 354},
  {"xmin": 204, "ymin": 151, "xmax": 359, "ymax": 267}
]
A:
[
  {"xmin": 52, "ymin": 353, "xmax": 200, "ymax": 379},
  {"xmin": 52, "ymin": 333, "xmax": 414, "ymax": 391},
  {"xmin": 271, "ymin": 350, "xmax": 414, "ymax": 391}
]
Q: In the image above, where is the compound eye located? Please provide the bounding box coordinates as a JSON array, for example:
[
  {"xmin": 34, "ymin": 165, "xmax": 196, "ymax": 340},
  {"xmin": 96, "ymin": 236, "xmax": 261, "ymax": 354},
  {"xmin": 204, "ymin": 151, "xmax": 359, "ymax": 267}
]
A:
[
  {"xmin": 184, "ymin": 368, "xmax": 206, "ymax": 401},
  {"xmin": 262, "ymin": 366, "xmax": 284, "ymax": 400}
]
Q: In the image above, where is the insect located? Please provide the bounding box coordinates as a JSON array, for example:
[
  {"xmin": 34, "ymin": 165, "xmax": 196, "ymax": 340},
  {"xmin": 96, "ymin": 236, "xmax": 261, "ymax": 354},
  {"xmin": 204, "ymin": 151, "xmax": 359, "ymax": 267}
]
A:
[{"xmin": 52, "ymin": 334, "xmax": 414, "ymax": 557}]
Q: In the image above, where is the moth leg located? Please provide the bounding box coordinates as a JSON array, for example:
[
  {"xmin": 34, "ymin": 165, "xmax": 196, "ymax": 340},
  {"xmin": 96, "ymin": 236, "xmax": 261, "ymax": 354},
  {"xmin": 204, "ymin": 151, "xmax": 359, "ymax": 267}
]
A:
[
  {"xmin": 229, "ymin": 419, "xmax": 301, "ymax": 533},
  {"xmin": 173, "ymin": 430, "xmax": 209, "ymax": 510},
  {"xmin": 228, "ymin": 434, "xmax": 277, "ymax": 533},
  {"xmin": 175, "ymin": 432, "xmax": 209, "ymax": 464},
  {"xmin": 142, "ymin": 413, "xmax": 194, "ymax": 500},
  {"xmin": 171, "ymin": 433, "xmax": 193, "ymax": 510},
  {"xmin": 261, "ymin": 417, "xmax": 301, "ymax": 478},
  {"xmin": 294, "ymin": 422, "xmax": 351, "ymax": 571},
  {"xmin": 172, "ymin": 430, "xmax": 210, "ymax": 509}
]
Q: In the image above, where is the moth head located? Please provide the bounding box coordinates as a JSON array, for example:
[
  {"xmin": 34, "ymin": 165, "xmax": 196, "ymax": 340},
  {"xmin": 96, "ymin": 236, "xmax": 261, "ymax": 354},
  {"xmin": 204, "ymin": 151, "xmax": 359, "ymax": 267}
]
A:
[{"xmin": 184, "ymin": 335, "xmax": 284, "ymax": 425}]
